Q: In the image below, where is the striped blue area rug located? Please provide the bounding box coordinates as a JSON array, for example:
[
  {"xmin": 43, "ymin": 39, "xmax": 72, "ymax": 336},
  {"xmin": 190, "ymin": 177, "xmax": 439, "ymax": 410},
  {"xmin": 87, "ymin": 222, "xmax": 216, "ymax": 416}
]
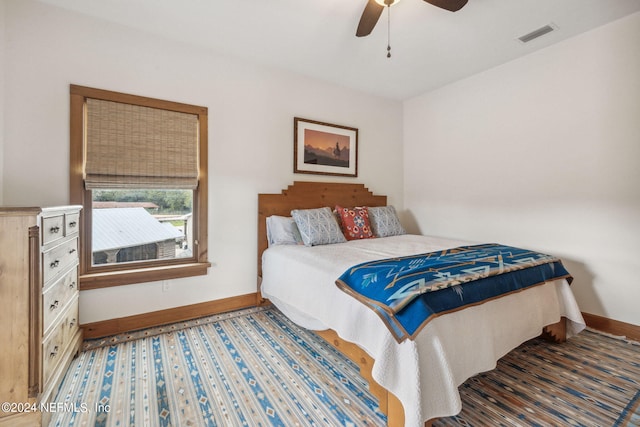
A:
[
  {"xmin": 434, "ymin": 329, "xmax": 640, "ymax": 427},
  {"xmin": 50, "ymin": 306, "xmax": 639, "ymax": 427},
  {"xmin": 619, "ymin": 391, "xmax": 640, "ymax": 426},
  {"xmin": 49, "ymin": 306, "xmax": 385, "ymax": 427}
]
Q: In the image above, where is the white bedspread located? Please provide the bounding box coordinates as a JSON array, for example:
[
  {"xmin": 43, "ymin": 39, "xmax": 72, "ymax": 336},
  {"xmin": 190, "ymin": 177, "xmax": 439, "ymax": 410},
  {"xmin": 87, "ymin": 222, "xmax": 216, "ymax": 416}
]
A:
[{"xmin": 260, "ymin": 234, "xmax": 585, "ymax": 426}]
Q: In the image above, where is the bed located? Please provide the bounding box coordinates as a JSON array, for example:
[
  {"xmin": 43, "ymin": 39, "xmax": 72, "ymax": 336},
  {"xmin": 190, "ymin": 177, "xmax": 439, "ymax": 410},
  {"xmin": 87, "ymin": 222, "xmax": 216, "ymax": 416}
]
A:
[{"xmin": 257, "ymin": 181, "xmax": 585, "ymax": 427}]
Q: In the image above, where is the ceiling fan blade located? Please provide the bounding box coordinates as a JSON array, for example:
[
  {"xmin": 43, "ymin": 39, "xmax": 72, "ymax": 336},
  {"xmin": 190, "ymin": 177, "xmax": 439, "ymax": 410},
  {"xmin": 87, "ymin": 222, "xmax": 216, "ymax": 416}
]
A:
[
  {"xmin": 356, "ymin": 0, "xmax": 384, "ymax": 37},
  {"xmin": 423, "ymin": 0, "xmax": 468, "ymax": 12}
]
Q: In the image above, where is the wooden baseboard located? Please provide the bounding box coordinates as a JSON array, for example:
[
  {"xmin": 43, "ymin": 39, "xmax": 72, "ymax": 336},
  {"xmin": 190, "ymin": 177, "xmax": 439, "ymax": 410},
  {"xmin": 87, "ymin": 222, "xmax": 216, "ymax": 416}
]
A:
[
  {"xmin": 582, "ymin": 312, "xmax": 640, "ymax": 342},
  {"xmin": 81, "ymin": 293, "xmax": 258, "ymax": 339}
]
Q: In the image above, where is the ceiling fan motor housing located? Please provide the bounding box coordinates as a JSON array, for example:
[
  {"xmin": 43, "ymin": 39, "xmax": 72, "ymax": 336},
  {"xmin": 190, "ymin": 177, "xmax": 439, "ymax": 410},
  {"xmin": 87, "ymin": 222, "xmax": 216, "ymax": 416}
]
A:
[{"xmin": 375, "ymin": 0, "xmax": 400, "ymax": 6}]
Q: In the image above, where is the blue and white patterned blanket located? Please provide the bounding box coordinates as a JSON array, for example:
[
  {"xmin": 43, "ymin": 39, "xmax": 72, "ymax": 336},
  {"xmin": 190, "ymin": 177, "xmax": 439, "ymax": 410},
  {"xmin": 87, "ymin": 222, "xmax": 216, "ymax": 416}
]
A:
[{"xmin": 336, "ymin": 243, "xmax": 572, "ymax": 342}]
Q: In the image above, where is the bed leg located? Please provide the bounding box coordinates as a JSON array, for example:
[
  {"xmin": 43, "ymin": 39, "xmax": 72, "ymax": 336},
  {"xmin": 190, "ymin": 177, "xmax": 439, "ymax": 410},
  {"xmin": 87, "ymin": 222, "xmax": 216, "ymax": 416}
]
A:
[
  {"xmin": 386, "ymin": 392, "xmax": 404, "ymax": 426},
  {"xmin": 540, "ymin": 316, "xmax": 567, "ymax": 343},
  {"xmin": 314, "ymin": 330, "xmax": 407, "ymax": 426}
]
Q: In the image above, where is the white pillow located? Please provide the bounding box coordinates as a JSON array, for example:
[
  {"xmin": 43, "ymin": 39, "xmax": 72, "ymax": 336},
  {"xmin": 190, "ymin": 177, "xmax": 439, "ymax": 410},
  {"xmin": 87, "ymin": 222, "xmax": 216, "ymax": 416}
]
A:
[
  {"xmin": 266, "ymin": 216, "xmax": 303, "ymax": 247},
  {"xmin": 291, "ymin": 207, "xmax": 347, "ymax": 246},
  {"xmin": 368, "ymin": 205, "xmax": 406, "ymax": 237}
]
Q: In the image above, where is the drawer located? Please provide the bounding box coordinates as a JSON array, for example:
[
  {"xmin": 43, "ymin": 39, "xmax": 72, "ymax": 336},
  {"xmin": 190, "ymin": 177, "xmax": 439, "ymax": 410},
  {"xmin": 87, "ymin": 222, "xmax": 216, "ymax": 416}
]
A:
[
  {"xmin": 42, "ymin": 267, "xmax": 78, "ymax": 334},
  {"xmin": 42, "ymin": 298, "xmax": 79, "ymax": 384},
  {"xmin": 60, "ymin": 298, "xmax": 79, "ymax": 345},
  {"xmin": 65, "ymin": 212, "xmax": 80, "ymax": 236},
  {"xmin": 42, "ymin": 238, "xmax": 78, "ymax": 285},
  {"xmin": 42, "ymin": 320, "xmax": 64, "ymax": 384},
  {"xmin": 41, "ymin": 214, "xmax": 65, "ymax": 246}
]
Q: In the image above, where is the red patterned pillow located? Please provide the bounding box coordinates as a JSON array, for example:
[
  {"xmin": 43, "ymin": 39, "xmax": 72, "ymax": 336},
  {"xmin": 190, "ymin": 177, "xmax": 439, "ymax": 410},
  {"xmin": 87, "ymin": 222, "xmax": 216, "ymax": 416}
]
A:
[{"xmin": 335, "ymin": 205, "xmax": 374, "ymax": 240}]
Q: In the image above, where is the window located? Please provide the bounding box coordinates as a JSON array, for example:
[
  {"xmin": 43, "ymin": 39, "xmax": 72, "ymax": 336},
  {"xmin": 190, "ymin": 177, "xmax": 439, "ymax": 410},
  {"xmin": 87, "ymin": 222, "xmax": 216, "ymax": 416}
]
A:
[
  {"xmin": 91, "ymin": 189, "xmax": 193, "ymax": 266},
  {"xmin": 70, "ymin": 85, "xmax": 210, "ymax": 289}
]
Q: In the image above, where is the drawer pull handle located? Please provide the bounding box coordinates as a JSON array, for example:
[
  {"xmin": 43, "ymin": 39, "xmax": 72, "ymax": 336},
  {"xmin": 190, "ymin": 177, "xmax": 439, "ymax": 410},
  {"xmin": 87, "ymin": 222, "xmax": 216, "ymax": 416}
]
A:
[
  {"xmin": 69, "ymin": 248, "xmax": 76, "ymax": 254},
  {"xmin": 68, "ymin": 221, "xmax": 77, "ymax": 228},
  {"xmin": 50, "ymin": 300, "xmax": 59, "ymax": 311},
  {"xmin": 70, "ymin": 318, "xmax": 76, "ymax": 327},
  {"xmin": 50, "ymin": 346, "xmax": 59, "ymax": 358},
  {"xmin": 70, "ymin": 281, "xmax": 76, "ymax": 289},
  {"xmin": 50, "ymin": 260, "xmax": 60, "ymax": 268},
  {"xmin": 50, "ymin": 226, "xmax": 61, "ymax": 234}
]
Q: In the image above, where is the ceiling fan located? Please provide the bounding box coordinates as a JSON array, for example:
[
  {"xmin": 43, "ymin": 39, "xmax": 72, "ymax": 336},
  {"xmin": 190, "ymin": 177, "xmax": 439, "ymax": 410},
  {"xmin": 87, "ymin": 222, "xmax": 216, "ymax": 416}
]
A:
[{"xmin": 356, "ymin": 0, "xmax": 468, "ymax": 37}]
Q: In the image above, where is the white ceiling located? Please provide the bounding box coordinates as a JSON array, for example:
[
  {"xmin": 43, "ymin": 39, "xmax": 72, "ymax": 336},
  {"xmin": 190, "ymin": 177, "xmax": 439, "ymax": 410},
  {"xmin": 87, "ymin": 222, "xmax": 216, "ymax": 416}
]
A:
[{"xmin": 38, "ymin": 0, "xmax": 640, "ymax": 100}]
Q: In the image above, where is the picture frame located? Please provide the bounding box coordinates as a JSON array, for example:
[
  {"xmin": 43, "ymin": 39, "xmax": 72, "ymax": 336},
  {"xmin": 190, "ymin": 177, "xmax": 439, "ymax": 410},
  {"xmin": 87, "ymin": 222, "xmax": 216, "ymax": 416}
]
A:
[{"xmin": 294, "ymin": 117, "xmax": 358, "ymax": 177}]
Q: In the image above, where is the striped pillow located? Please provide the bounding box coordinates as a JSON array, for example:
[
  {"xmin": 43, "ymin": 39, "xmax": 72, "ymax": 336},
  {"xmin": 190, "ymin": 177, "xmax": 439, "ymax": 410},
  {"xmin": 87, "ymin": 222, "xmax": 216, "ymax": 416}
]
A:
[
  {"xmin": 291, "ymin": 207, "xmax": 346, "ymax": 246},
  {"xmin": 368, "ymin": 206, "xmax": 406, "ymax": 237}
]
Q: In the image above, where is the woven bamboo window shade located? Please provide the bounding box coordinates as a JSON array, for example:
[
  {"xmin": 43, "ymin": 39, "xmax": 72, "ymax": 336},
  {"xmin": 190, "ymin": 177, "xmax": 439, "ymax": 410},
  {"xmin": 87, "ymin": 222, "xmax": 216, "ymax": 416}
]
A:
[{"xmin": 84, "ymin": 98, "xmax": 199, "ymax": 190}]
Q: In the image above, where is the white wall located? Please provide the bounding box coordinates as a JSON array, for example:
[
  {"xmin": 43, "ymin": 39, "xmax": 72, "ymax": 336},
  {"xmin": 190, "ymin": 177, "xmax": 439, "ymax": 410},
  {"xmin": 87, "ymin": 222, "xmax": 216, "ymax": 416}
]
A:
[
  {"xmin": 3, "ymin": 0, "xmax": 403, "ymax": 323},
  {"xmin": 404, "ymin": 13, "xmax": 640, "ymax": 326}
]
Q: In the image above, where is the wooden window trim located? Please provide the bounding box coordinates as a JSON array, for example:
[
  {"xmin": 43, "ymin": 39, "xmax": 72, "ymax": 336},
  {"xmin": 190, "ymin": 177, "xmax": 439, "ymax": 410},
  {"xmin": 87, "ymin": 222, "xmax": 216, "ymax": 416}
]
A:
[{"xmin": 70, "ymin": 85, "xmax": 210, "ymax": 290}]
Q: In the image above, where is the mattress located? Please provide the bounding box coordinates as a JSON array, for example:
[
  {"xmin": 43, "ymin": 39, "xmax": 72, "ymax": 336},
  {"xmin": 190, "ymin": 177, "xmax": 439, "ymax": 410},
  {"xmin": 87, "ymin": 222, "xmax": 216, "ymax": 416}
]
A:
[{"xmin": 260, "ymin": 234, "xmax": 586, "ymax": 426}]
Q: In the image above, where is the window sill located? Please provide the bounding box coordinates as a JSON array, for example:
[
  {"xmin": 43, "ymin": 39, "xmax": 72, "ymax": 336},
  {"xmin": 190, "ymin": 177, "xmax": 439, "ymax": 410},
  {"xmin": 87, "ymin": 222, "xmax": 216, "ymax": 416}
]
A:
[{"xmin": 79, "ymin": 261, "xmax": 211, "ymax": 290}]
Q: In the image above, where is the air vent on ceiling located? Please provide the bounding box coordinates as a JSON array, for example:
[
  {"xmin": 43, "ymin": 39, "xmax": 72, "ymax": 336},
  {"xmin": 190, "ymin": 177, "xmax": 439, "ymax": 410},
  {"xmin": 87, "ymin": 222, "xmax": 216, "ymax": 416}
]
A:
[{"xmin": 518, "ymin": 24, "xmax": 556, "ymax": 44}]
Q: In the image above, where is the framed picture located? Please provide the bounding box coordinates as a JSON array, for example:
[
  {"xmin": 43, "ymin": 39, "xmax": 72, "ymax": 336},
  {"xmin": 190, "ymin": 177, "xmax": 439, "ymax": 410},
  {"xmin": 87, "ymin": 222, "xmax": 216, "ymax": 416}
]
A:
[{"xmin": 294, "ymin": 117, "xmax": 358, "ymax": 177}]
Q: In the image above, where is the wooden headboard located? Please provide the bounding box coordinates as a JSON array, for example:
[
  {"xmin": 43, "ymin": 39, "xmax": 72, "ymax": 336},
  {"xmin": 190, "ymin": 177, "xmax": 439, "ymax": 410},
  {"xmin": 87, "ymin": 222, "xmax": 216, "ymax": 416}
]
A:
[{"xmin": 257, "ymin": 181, "xmax": 387, "ymax": 303}]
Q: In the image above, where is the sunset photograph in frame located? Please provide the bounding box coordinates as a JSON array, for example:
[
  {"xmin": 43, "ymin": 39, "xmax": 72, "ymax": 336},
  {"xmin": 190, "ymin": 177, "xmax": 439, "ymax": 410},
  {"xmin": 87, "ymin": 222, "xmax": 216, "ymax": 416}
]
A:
[{"xmin": 294, "ymin": 117, "xmax": 358, "ymax": 177}]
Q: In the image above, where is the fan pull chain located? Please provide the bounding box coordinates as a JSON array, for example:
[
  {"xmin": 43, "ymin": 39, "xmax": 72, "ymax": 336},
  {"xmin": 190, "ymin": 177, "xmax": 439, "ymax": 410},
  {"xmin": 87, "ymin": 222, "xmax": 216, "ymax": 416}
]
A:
[{"xmin": 386, "ymin": 5, "xmax": 391, "ymax": 58}]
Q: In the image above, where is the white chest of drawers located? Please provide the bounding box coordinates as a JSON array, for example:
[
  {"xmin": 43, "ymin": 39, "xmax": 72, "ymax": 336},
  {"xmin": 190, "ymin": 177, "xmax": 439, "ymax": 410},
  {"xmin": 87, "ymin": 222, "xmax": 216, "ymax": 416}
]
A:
[
  {"xmin": 0, "ymin": 205, "xmax": 83, "ymax": 427},
  {"xmin": 39, "ymin": 207, "xmax": 83, "ymax": 410}
]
